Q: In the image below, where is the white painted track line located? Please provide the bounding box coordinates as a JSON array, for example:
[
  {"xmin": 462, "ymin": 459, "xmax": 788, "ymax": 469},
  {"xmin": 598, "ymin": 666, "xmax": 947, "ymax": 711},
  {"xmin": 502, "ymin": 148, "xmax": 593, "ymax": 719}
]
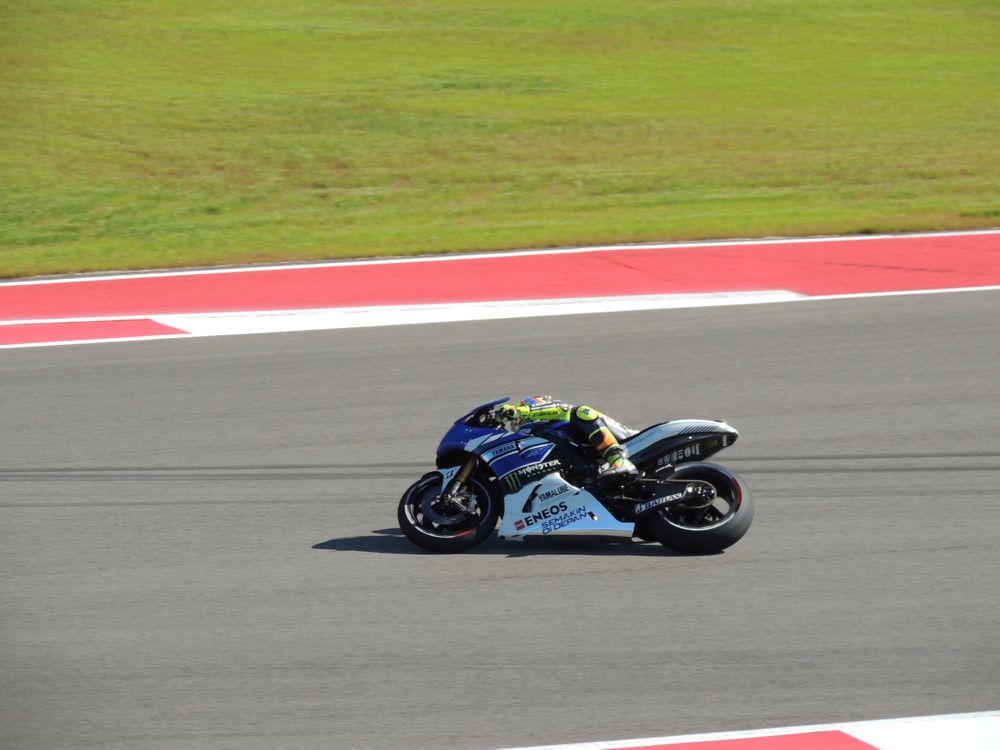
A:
[
  {"xmin": 153, "ymin": 291, "xmax": 803, "ymax": 336},
  {"xmin": 496, "ymin": 710, "xmax": 1000, "ymax": 749}
]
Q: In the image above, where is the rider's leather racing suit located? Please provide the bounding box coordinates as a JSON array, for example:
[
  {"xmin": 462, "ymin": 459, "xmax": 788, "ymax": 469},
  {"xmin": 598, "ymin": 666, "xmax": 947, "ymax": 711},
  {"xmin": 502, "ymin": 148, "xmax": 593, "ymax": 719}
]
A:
[{"xmin": 498, "ymin": 396, "xmax": 638, "ymax": 481}]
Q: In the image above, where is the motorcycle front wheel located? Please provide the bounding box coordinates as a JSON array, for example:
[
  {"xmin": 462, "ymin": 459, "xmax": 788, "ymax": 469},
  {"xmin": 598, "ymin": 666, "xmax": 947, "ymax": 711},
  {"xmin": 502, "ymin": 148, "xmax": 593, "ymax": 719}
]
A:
[
  {"xmin": 398, "ymin": 472, "xmax": 499, "ymax": 553},
  {"xmin": 638, "ymin": 463, "xmax": 753, "ymax": 554}
]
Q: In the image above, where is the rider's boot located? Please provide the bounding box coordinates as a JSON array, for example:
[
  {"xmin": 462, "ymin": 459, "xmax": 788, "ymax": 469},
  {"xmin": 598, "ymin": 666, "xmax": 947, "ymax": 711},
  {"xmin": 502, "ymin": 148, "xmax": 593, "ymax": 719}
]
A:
[
  {"xmin": 572, "ymin": 406, "xmax": 639, "ymax": 484},
  {"xmin": 598, "ymin": 445, "xmax": 638, "ymax": 483}
]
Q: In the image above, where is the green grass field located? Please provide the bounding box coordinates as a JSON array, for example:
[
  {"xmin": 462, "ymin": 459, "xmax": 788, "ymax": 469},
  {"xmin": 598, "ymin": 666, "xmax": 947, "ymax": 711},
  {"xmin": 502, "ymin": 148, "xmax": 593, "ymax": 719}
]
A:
[{"xmin": 2, "ymin": 1, "xmax": 998, "ymax": 278}]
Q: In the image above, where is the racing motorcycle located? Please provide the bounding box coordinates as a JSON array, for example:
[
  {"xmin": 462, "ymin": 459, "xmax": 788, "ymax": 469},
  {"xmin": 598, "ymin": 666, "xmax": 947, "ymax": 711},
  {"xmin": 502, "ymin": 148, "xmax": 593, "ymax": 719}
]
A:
[{"xmin": 397, "ymin": 397, "xmax": 753, "ymax": 554}]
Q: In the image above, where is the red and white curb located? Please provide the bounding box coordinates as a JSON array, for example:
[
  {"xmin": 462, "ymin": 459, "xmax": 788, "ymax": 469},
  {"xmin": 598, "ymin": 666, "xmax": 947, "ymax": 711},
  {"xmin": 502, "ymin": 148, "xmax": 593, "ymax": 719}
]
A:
[
  {"xmin": 2, "ymin": 229, "xmax": 998, "ymax": 348},
  {"xmin": 6, "ymin": 284, "xmax": 1000, "ymax": 349},
  {"xmin": 0, "ymin": 291, "xmax": 802, "ymax": 348},
  {"xmin": 496, "ymin": 711, "xmax": 1000, "ymax": 750}
]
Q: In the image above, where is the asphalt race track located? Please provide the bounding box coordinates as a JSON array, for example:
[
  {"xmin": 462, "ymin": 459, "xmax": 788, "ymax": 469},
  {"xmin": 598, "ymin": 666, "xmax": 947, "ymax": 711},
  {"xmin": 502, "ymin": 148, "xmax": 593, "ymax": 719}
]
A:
[{"xmin": 3, "ymin": 290, "xmax": 999, "ymax": 750}]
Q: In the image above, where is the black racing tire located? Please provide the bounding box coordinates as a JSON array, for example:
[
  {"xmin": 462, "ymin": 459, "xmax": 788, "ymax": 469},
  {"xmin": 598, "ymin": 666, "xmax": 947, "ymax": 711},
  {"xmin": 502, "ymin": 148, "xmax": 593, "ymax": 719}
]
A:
[
  {"xmin": 638, "ymin": 463, "xmax": 753, "ymax": 554},
  {"xmin": 397, "ymin": 473, "xmax": 499, "ymax": 554}
]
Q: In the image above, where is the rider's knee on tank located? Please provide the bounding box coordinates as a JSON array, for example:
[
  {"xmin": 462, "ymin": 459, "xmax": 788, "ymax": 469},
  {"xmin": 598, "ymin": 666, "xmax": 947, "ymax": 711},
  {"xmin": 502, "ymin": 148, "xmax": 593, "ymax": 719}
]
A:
[
  {"xmin": 573, "ymin": 409, "xmax": 624, "ymax": 456},
  {"xmin": 571, "ymin": 405, "xmax": 602, "ymax": 423}
]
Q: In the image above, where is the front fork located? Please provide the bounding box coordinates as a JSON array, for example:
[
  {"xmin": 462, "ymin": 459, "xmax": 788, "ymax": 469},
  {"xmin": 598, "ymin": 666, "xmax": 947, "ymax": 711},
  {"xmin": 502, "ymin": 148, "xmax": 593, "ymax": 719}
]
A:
[{"xmin": 441, "ymin": 455, "xmax": 479, "ymax": 511}]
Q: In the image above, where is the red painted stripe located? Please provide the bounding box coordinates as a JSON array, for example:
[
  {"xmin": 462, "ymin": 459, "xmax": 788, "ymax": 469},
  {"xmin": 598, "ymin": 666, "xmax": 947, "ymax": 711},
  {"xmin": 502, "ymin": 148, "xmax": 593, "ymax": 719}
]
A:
[
  {"xmin": 622, "ymin": 730, "xmax": 877, "ymax": 749},
  {"xmin": 0, "ymin": 319, "xmax": 187, "ymax": 346},
  {"xmin": 1, "ymin": 233, "xmax": 997, "ymax": 321}
]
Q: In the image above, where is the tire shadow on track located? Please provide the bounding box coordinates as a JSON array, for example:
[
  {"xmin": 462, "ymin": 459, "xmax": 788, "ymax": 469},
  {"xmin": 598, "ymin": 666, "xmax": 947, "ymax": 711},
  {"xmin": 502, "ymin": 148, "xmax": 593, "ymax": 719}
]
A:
[{"xmin": 312, "ymin": 528, "xmax": 702, "ymax": 557}]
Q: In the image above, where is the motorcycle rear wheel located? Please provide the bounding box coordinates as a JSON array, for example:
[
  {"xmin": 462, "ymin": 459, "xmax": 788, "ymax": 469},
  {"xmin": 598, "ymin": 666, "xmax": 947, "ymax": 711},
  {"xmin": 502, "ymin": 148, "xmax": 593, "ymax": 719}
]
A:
[
  {"xmin": 639, "ymin": 464, "xmax": 753, "ymax": 554},
  {"xmin": 398, "ymin": 473, "xmax": 499, "ymax": 553}
]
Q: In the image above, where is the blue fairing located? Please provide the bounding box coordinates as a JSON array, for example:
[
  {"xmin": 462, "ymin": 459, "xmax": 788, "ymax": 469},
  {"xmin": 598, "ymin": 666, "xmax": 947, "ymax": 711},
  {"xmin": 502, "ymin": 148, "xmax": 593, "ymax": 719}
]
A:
[
  {"xmin": 435, "ymin": 401, "xmax": 568, "ymax": 480},
  {"xmin": 436, "ymin": 398, "xmax": 509, "ymax": 457},
  {"xmin": 487, "ymin": 438, "xmax": 555, "ymax": 477},
  {"xmin": 437, "ymin": 423, "xmax": 499, "ymax": 457}
]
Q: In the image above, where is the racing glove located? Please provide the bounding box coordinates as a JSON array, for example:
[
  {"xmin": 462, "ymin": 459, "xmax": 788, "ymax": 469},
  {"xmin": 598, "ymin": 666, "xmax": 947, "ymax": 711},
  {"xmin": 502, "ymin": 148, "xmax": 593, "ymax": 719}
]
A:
[{"xmin": 494, "ymin": 404, "xmax": 521, "ymax": 425}]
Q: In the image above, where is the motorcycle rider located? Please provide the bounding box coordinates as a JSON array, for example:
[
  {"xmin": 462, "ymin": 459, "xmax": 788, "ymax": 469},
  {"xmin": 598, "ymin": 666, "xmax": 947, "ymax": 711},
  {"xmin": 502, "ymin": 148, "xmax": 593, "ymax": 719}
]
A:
[{"xmin": 495, "ymin": 396, "xmax": 638, "ymax": 482}]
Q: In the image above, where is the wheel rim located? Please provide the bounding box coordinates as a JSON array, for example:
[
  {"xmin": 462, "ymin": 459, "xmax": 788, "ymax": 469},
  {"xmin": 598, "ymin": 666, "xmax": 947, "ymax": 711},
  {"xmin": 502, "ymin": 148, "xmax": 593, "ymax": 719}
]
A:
[
  {"xmin": 660, "ymin": 474, "xmax": 741, "ymax": 531},
  {"xmin": 404, "ymin": 479, "xmax": 490, "ymax": 539}
]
